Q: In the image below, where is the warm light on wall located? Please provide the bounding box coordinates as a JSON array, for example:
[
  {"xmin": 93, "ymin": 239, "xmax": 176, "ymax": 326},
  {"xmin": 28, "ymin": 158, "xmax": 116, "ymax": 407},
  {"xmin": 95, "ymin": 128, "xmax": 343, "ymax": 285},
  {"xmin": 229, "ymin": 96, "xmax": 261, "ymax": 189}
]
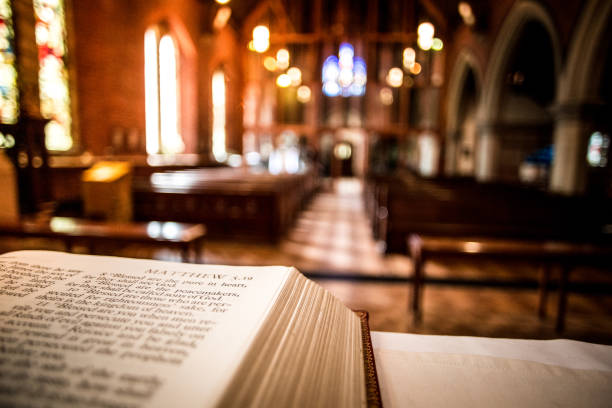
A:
[
  {"xmin": 212, "ymin": 70, "xmax": 226, "ymax": 161},
  {"xmin": 252, "ymin": 25, "xmax": 270, "ymax": 53}
]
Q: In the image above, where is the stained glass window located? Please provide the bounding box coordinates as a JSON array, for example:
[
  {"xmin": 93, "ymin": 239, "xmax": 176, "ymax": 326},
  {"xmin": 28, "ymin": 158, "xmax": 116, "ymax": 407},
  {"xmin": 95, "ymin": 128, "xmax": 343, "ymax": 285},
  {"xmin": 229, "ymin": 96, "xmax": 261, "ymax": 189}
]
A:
[
  {"xmin": 33, "ymin": 0, "xmax": 72, "ymax": 151},
  {"xmin": 0, "ymin": 0, "xmax": 18, "ymax": 124}
]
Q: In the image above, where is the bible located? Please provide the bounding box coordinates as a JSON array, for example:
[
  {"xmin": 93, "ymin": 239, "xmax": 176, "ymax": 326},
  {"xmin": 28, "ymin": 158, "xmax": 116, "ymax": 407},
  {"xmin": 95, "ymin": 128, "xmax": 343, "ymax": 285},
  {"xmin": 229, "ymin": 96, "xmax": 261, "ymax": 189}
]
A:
[{"xmin": 0, "ymin": 250, "xmax": 381, "ymax": 407}]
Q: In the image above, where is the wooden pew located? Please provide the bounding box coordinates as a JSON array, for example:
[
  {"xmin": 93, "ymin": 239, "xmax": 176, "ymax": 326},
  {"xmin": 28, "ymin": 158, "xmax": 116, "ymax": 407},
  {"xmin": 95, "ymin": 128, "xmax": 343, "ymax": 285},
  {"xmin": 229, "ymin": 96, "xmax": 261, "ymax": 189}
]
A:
[
  {"xmin": 0, "ymin": 217, "xmax": 206, "ymax": 263},
  {"xmin": 366, "ymin": 171, "xmax": 610, "ymax": 253},
  {"xmin": 407, "ymin": 234, "xmax": 612, "ymax": 332},
  {"xmin": 133, "ymin": 168, "xmax": 320, "ymax": 242}
]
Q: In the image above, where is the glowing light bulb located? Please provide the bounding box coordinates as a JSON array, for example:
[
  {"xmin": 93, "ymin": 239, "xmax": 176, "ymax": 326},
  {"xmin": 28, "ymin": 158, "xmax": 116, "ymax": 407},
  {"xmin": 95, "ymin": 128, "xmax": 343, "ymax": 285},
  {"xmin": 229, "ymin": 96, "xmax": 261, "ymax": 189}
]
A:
[
  {"xmin": 276, "ymin": 73, "xmax": 291, "ymax": 88},
  {"xmin": 252, "ymin": 25, "xmax": 269, "ymax": 53},
  {"xmin": 339, "ymin": 68, "xmax": 354, "ymax": 87},
  {"xmin": 432, "ymin": 38, "xmax": 444, "ymax": 51},
  {"xmin": 322, "ymin": 81, "xmax": 341, "ymax": 97},
  {"xmin": 379, "ymin": 87, "xmax": 393, "ymax": 105},
  {"xmin": 297, "ymin": 85, "xmax": 311, "ymax": 103},
  {"xmin": 386, "ymin": 67, "xmax": 404, "ymax": 88},
  {"xmin": 215, "ymin": 0, "xmax": 231, "ymax": 4},
  {"xmin": 418, "ymin": 36, "xmax": 434, "ymax": 51},
  {"xmin": 276, "ymin": 48, "xmax": 290, "ymax": 70},
  {"xmin": 338, "ymin": 42, "xmax": 354, "ymax": 68},
  {"xmin": 263, "ymin": 56, "xmax": 277, "ymax": 71},
  {"xmin": 403, "ymin": 47, "xmax": 416, "ymax": 69},
  {"xmin": 322, "ymin": 56, "xmax": 340, "ymax": 82},
  {"xmin": 417, "ymin": 22, "xmax": 434, "ymax": 39},
  {"xmin": 410, "ymin": 62, "xmax": 422, "ymax": 75},
  {"xmin": 287, "ymin": 67, "xmax": 302, "ymax": 86}
]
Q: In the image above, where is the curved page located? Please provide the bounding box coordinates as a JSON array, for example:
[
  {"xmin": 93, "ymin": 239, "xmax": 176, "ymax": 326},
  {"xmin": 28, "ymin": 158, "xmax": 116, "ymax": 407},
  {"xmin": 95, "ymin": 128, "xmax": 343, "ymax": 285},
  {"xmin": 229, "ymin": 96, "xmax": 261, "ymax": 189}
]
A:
[{"xmin": 0, "ymin": 250, "xmax": 291, "ymax": 407}]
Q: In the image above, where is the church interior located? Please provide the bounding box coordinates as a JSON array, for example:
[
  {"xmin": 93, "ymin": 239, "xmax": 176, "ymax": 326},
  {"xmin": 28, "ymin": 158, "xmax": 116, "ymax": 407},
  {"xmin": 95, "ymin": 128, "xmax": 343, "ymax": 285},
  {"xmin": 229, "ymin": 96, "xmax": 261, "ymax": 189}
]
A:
[{"xmin": 0, "ymin": 0, "xmax": 611, "ymax": 343}]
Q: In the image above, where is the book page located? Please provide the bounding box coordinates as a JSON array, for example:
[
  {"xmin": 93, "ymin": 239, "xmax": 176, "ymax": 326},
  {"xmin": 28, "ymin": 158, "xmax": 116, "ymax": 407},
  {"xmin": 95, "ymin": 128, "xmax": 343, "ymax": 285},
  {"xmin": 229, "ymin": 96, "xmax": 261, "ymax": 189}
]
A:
[{"xmin": 0, "ymin": 250, "xmax": 292, "ymax": 407}]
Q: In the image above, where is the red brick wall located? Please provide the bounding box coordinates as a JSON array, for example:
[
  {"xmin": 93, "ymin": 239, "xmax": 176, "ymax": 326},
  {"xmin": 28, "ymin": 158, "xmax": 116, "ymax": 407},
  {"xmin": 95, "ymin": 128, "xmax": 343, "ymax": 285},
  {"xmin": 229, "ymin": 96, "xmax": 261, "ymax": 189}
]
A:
[{"xmin": 71, "ymin": 0, "xmax": 203, "ymax": 155}]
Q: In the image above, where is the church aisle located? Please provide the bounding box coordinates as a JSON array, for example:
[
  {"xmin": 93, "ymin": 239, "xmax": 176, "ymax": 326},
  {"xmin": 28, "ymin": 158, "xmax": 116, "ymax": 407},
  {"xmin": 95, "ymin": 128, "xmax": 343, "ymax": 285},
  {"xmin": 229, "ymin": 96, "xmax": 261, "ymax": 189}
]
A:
[{"xmin": 205, "ymin": 178, "xmax": 411, "ymax": 277}]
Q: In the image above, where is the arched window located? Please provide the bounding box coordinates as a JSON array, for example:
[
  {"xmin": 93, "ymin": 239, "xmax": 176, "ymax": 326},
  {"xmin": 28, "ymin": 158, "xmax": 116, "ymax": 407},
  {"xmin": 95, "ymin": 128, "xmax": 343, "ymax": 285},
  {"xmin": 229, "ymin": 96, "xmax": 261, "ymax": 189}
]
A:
[
  {"xmin": 211, "ymin": 69, "xmax": 226, "ymax": 161},
  {"xmin": 0, "ymin": 0, "xmax": 18, "ymax": 124},
  {"xmin": 34, "ymin": 0, "xmax": 72, "ymax": 151},
  {"xmin": 145, "ymin": 26, "xmax": 183, "ymax": 155}
]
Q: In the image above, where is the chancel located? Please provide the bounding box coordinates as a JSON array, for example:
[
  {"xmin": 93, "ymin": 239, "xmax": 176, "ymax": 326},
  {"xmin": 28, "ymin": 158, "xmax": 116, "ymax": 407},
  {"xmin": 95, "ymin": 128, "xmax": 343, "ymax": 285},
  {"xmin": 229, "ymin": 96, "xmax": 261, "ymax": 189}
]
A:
[{"xmin": 0, "ymin": 0, "xmax": 611, "ymax": 406}]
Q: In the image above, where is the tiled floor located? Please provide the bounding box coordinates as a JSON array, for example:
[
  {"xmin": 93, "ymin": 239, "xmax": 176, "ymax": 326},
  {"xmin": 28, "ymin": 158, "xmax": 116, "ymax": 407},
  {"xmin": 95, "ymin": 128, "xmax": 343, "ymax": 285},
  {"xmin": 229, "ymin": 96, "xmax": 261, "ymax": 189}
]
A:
[{"xmin": 2, "ymin": 178, "xmax": 612, "ymax": 343}]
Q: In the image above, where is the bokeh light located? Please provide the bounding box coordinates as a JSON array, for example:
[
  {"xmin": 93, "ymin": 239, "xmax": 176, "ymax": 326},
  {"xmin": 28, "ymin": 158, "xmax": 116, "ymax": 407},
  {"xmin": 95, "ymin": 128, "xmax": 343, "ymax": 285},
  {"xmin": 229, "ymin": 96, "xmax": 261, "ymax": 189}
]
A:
[
  {"xmin": 432, "ymin": 38, "xmax": 443, "ymax": 51},
  {"xmin": 403, "ymin": 47, "xmax": 416, "ymax": 70},
  {"xmin": 287, "ymin": 67, "xmax": 302, "ymax": 86},
  {"xmin": 276, "ymin": 73, "xmax": 291, "ymax": 88},
  {"xmin": 263, "ymin": 56, "xmax": 277, "ymax": 71},
  {"xmin": 418, "ymin": 36, "xmax": 433, "ymax": 51},
  {"xmin": 386, "ymin": 67, "xmax": 404, "ymax": 88},
  {"xmin": 379, "ymin": 87, "xmax": 393, "ymax": 105},
  {"xmin": 276, "ymin": 48, "xmax": 290, "ymax": 70},
  {"xmin": 417, "ymin": 22, "xmax": 434, "ymax": 39},
  {"xmin": 252, "ymin": 25, "xmax": 269, "ymax": 53},
  {"xmin": 297, "ymin": 85, "xmax": 311, "ymax": 103}
]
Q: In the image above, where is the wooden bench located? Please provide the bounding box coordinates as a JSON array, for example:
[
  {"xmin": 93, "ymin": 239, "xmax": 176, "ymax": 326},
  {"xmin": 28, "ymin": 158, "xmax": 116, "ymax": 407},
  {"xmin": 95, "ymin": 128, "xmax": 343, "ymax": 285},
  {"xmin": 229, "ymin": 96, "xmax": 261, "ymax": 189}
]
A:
[
  {"xmin": 133, "ymin": 167, "xmax": 319, "ymax": 242},
  {"xmin": 408, "ymin": 234, "xmax": 612, "ymax": 332},
  {"xmin": 366, "ymin": 171, "xmax": 611, "ymax": 253},
  {"xmin": 0, "ymin": 217, "xmax": 206, "ymax": 263}
]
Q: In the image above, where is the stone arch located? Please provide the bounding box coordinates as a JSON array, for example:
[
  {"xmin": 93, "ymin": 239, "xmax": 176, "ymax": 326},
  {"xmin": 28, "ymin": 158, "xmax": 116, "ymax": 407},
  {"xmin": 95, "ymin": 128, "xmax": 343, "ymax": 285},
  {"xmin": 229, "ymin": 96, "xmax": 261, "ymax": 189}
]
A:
[
  {"xmin": 550, "ymin": 0, "xmax": 612, "ymax": 194},
  {"xmin": 476, "ymin": 0, "xmax": 562, "ymax": 181},
  {"xmin": 480, "ymin": 0, "xmax": 561, "ymax": 122},
  {"xmin": 444, "ymin": 49, "xmax": 484, "ymax": 175},
  {"xmin": 558, "ymin": 0, "xmax": 612, "ymax": 102}
]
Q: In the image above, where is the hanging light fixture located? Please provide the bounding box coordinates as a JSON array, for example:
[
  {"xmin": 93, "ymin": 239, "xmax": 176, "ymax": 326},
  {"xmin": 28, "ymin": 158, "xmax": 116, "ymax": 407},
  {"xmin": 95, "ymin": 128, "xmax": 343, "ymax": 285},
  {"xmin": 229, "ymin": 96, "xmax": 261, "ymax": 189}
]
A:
[
  {"xmin": 417, "ymin": 22, "xmax": 435, "ymax": 50},
  {"xmin": 322, "ymin": 43, "xmax": 366, "ymax": 97},
  {"xmin": 386, "ymin": 67, "xmax": 404, "ymax": 88},
  {"xmin": 252, "ymin": 25, "xmax": 269, "ymax": 53},
  {"xmin": 276, "ymin": 48, "xmax": 290, "ymax": 70}
]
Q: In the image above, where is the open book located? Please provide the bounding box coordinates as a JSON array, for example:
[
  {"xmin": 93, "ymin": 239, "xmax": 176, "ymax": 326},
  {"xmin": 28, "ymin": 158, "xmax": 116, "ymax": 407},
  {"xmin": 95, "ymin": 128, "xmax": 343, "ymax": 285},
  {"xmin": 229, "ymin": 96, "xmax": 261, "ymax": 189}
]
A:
[{"xmin": 0, "ymin": 251, "xmax": 380, "ymax": 407}]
